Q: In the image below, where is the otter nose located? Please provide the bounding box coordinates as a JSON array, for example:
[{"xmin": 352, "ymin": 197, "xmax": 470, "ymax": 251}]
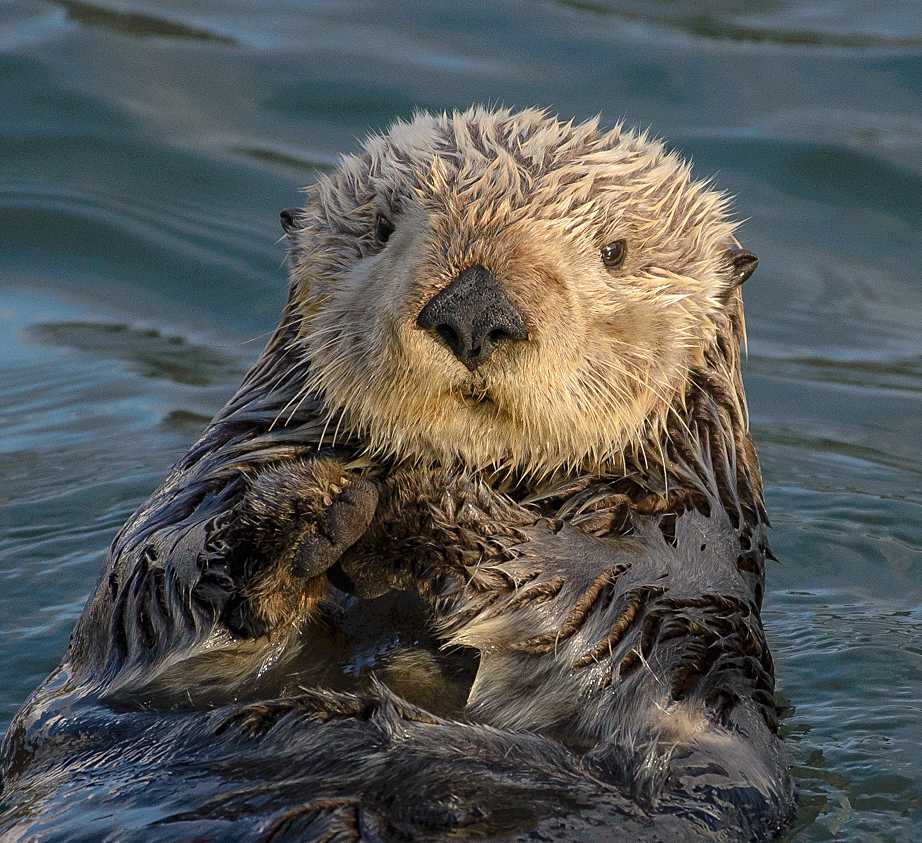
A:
[{"xmin": 416, "ymin": 264, "xmax": 528, "ymax": 372}]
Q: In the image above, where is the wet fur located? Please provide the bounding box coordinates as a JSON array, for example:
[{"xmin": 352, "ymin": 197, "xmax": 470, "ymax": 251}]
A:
[{"xmin": 1, "ymin": 108, "xmax": 793, "ymax": 840}]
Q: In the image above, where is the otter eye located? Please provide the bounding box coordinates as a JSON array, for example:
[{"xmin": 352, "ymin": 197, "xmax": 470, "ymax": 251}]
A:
[
  {"xmin": 375, "ymin": 214, "xmax": 395, "ymax": 244},
  {"xmin": 601, "ymin": 239, "xmax": 627, "ymax": 269}
]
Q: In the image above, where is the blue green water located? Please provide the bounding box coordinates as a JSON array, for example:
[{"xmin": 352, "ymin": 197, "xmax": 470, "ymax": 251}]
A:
[{"xmin": 1, "ymin": 1, "xmax": 920, "ymax": 839}]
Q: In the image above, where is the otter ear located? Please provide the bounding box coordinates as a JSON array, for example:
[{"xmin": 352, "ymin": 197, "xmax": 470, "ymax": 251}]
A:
[
  {"xmin": 280, "ymin": 208, "xmax": 301, "ymax": 236},
  {"xmin": 726, "ymin": 245, "xmax": 758, "ymax": 288}
]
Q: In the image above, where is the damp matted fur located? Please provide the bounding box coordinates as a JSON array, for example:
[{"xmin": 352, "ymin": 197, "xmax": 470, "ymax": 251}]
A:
[{"xmin": 1, "ymin": 107, "xmax": 793, "ymax": 842}]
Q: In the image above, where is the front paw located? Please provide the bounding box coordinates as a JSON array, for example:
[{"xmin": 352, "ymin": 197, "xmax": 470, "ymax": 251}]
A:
[
  {"xmin": 295, "ymin": 475, "xmax": 378, "ymax": 577},
  {"xmin": 227, "ymin": 459, "xmax": 379, "ymax": 635},
  {"xmin": 241, "ymin": 457, "xmax": 379, "ymax": 575}
]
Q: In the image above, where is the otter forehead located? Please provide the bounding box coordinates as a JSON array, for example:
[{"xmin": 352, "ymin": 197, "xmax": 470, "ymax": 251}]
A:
[
  {"xmin": 298, "ymin": 107, "xmax": 734, "ymax": 276},
  {"xmin": 284, "ymin": 107, "xmax": 751, "ymax": 473}
]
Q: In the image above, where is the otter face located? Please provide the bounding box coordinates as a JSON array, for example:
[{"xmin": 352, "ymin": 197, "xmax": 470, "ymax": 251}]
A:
[{"xmin": 284, "ymin": 107, "xmax": 751, "ymax": 474}]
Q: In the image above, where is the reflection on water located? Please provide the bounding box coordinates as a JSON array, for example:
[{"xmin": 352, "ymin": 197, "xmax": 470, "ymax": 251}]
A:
[
  {"xmin": 0, "ymin": 1, "xmax": 920, "ymax": 839},
  {"xmin": 554, "ymin": 0, "xmax": 922, "ymax": 47},
  {"xmin": 27, "ymin": 321, "xmax": 244, "ymax": 386},
  {"xmin": 53, "ymin": 0, "xmax": 236, "ymax": 44}
]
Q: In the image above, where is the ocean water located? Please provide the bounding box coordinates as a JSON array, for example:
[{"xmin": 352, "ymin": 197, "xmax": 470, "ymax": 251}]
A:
[{"xmin": 0, "ymin": 1, "xmax": 920, "ymax": 839}]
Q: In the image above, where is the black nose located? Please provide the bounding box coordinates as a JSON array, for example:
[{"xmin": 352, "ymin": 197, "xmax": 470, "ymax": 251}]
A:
[{"xmin": 416, "ymin": 264, "xmax": 528, "ymax": 372}]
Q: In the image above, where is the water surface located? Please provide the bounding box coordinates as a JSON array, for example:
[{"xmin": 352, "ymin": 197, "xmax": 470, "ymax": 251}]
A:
[{"xmin": 1, "ymin": 1, "xmax": 920, "ymax": 839}]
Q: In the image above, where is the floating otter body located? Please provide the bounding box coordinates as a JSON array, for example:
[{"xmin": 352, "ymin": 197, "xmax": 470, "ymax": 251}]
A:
[{"xmin": 0, "ymin": 108, "xmax": 794, "ymax": 841}]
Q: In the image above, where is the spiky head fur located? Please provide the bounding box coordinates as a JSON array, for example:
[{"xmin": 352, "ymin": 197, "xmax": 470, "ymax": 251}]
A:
[{"xmin": 284, "ymin": 106, "xmax": 744, "ymax": 476}]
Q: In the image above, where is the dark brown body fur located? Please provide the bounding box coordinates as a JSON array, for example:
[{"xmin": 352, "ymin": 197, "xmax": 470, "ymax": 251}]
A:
[{"xmin": 0, "ymin": 287, "xmax": 794, "ymax": 841}]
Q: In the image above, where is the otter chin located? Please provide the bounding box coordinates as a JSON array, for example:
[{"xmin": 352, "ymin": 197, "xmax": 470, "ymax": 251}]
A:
[{"xmin": 1, "ymin": 108, "xmax": 792, "ymax": 842}]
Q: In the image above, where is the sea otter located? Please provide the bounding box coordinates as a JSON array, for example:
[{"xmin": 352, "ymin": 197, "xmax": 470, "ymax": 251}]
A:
[{"xmin": 0, "ymin": 107, "xmax": 794, "ymax": 841}]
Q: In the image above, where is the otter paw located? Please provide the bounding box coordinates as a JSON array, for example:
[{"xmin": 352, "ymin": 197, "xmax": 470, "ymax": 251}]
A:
[
  {"xmin": 295, "ymin": 477, "xmax": 379, "ymax": 578},
  {"xmin": 239, "ymin": 458, "xmax": 379, "ymax": 583}
]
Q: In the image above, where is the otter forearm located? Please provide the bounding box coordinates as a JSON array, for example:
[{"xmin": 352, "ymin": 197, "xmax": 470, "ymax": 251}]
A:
[
  {"xmin": 68, "ymin": 455, "xmax": 376, "ymax": 684},
  {"xmin": 349, "ymin": 473, "xmax": 776, "ymax": 744},
  {"xmin": 422, "ymin": 502, "xmax": 781, "ymax": 793}
]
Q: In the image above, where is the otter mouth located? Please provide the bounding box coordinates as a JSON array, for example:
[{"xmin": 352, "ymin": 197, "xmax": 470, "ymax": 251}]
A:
[{"xmin": 458, "ymin": 385, "xmax": 497, "ymax": 410}]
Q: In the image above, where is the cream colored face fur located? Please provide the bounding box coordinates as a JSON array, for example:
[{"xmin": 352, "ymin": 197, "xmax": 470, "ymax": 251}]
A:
[{"xmin": 286, "ymin": 106, "xmax": 741, "ymax": 474}]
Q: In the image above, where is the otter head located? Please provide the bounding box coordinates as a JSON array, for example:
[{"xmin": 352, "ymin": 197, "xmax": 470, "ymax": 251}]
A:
[{"xmin": 282, "ymin": 107, "xmax": 755, "ymax": 474}]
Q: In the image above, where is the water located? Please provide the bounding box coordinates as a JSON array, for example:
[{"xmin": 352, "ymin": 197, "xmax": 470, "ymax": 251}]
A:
[{"xmin": 1, "ymin": 1, "xmax": 920, "ymax": 839}]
